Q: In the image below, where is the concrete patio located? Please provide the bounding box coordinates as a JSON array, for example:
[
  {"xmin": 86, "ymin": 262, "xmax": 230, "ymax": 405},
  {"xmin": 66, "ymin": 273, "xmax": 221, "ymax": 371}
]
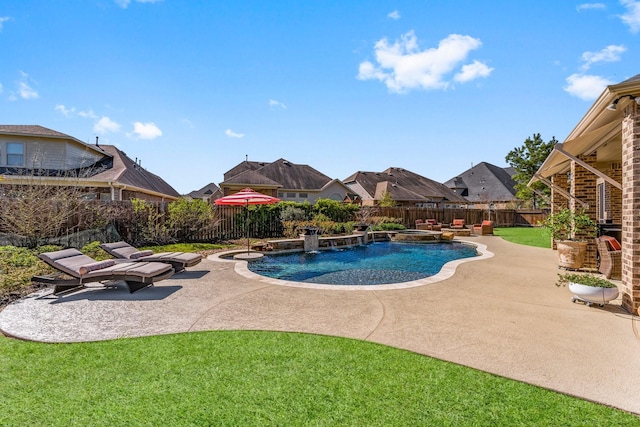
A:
[{"xmin": 1, "ymin": 236, "xmax": 639, "ymax": 415}]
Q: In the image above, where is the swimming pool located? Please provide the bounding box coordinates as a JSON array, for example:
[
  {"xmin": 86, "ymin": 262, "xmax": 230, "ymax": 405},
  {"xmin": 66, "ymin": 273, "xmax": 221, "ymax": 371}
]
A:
[{"xmin": 246, "ymin": 241, "xmax": 478, "ymax": 286}]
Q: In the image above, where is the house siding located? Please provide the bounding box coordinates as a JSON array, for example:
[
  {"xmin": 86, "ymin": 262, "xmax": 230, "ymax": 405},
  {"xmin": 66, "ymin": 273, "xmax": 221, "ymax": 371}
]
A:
[{"xmin": 2, "ymin": 136, "xmax": 104, "ymax": 170}]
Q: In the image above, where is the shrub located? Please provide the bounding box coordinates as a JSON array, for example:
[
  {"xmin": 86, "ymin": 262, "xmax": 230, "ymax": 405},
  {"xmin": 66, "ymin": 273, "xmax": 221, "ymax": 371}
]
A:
[
  {"xmin": 168, "ymin": 198, "xmax": 216, "ymax": 241},
  {"xmin": 280, "ymin": 205, "xmax": 308, "ymax": 221},
  {"xmin": 80, "ymin": 241, "xmax": 111, "ymax": 261},
  {"xmin": 0, "ymin": 245, "xmax": 58, "ymax": 293},
  {"xmin": 313, "ymin": 199, "xmax": 359, "ymax": 222},
  {"xmin": 373, "ymin": 223, "xmax": 405, "ymax": 231}
]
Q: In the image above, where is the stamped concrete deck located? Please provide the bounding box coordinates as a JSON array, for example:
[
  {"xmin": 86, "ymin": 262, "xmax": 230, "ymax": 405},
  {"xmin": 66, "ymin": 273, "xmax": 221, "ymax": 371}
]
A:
[{"xmin": 1, "ymin": 236, "xmax": 639, "ymax": 415}]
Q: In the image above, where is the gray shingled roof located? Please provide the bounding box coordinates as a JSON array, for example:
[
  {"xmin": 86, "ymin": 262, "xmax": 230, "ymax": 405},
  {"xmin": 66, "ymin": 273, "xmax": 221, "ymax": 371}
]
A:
[
  {"xmin": 92, "ymin": 145, "xmax": 180, "ymax": 198},
  {"xmin": 187, "ymin": 182, "xmax": 221, "ymax": 199},
  {"xmin": 221, "ymin": 158, "xmax": 333, "ymax": 190},
  {"xmin": 443, "ymin": 162, "xmax": 517, "ymax": 202},
  {"xmin": 345, "ymin": 167, "xmax": 467, "ymax": 203},
  {"xmin": 223, "ymin": 160, "xmax": 267, "ymax": 181}
]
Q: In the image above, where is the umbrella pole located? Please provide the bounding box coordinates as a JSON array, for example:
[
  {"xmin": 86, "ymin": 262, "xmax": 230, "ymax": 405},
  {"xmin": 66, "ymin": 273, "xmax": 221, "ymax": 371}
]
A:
[{"xmin": 246, "ymin": 203, "xmax": 250, "ymax": 255}]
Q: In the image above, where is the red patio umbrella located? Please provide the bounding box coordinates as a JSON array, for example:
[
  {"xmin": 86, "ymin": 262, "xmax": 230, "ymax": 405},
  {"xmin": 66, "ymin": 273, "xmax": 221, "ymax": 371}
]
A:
[{"xmin": 215, "ymin": 188, "xmax": 280, "ymax": 253}]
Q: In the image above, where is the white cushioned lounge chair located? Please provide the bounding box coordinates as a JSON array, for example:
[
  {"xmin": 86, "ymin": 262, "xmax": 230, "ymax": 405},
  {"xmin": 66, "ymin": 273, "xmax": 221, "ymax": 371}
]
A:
[{"xmin": 100, "ymin": 242, "xmax": 202, "ymax": 273}]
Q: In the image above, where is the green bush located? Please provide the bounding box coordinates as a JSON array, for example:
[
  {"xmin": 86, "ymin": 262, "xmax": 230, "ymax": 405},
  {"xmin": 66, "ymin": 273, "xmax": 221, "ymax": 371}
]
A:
[
  {"xmin": 373, "ymin": 223, "xmax": 405, "ymax": 231},
  {"xmin": 280, "ymin": 205, "xmax": 309, "ymax": 221},
  {"xmin": 80, "ymin": 241, "xmax": 111, "ymax": 261},
  {"xmin": 0, "ymin": 245, "xmax": 59, "ymax": 293},
  {"xmin": 313, "ymin": 199, "xmax": 359, "ymax": 222}
]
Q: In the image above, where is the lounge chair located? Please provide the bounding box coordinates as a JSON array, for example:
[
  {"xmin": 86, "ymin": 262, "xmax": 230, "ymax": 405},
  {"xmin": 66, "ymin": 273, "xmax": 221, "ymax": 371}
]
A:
[
  {"xmin": 473, "ymin": 220, "xmax": 494, "ymax": 235},
  {"xmin": 100, "ymin": 241, "xmax": 202, "ymax": 273},
  {"xmin": 34, "ymin": 248, "xmax": 174, "ymax": 295},
  {"xmin": 450, "ymin": 219, "xmax": 465, "ymax": 229},
  {"xmin": 596, "ymin": 236, "xmax": 621, "ymax": 280}
]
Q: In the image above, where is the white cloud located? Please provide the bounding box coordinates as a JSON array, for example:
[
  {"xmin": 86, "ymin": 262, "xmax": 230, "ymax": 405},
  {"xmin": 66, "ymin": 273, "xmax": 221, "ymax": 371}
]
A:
[
  {"xmin": 357, "ymin": 31, "xmax": 490, "ymax": 93},
  {"xmin": 388, "ymin": 10, "xmax": 400, "ymax": 20},
  {"xmin": 94, "ymin": 116, "xmax": 121, "ymax": 134},
  {"xmin": 621, "ymin": 0, "xmax": 640, "ymax": 32},
  {"xmin": 0, "ymin": 16, "xmax": 9, "ymax": 31},
  {"xmin": 0, "ymin": 83, "xmax": 3, "ymax": 94},
  {"xmin": 225, "ymin": 129, "xmax": 244, "ymax": 138},
  {"xmin": 577, "ymin": 3, "xmax": 606, "ymax": 11},
  {"xmin": 564, "ymin": 73, "xmax": 613, "ymax": 100},
  {"xmin": 78, "ymin": 109, "xmax": 98, "ymax": 119},
  {"xmin": 115, "ymin": 0, "xmax": 162, "ymax": 8},
  {"xmin": 55, "ymin": 105, "xmax": 98, "ymax": 119},
  {"xmin": 580, "ymin": 45, "xmax": 626, "ymax": 70},
  {"xmin": 269, "ymin": 99, "xmax": 287, "ymax": 109},
  {"xmin": 454, "ymin": 60, "xmax": 494, "ymax": 83},
  {"xmin": 12, "ymin": 71, "xmax": 39, "ymax": 100},
  {"xmin": 55, "ymin": 104, "xmax": 75, "ymax": 116},
  {"xmin": 131, "ymin": 121, "xmax": 162, "ymax": 140}
]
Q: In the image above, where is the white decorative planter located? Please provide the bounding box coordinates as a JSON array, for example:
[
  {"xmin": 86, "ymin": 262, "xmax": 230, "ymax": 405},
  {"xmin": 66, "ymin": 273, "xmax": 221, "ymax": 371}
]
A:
[{"xmin": 568, "ymin": 282, "xmax": 619, "ymax": 307}]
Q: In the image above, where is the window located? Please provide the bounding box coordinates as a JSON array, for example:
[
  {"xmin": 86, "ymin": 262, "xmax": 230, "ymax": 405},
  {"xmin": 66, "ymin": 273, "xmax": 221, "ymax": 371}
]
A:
[
  {"xmin": 7, "ymin": 143, "xmax": 24, "ymax": 166},
  {"xmin": 286, "ymin": 192, "xmax": 296, "ymax": 198},
  {"xmin": 298, "ymin": 193, "xmax": 308, "ymax": 198}
]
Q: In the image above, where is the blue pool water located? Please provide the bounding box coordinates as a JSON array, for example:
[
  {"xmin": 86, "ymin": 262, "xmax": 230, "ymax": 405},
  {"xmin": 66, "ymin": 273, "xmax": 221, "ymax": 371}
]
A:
[{"xmin": 247, "ymin": 241, "xmax": 478, "ymax": 285}]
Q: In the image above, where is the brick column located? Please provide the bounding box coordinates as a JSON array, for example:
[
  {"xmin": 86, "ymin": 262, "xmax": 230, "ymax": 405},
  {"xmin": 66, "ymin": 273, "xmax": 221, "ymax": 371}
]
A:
[
  {"xmin": 621, "ymin": 102, "xmax": 640, "ymax": 314},
  {"xmin": 570, "ymin": 153, "xmax": 598, "ymax": 269},
  {"xmin": 550, "ymin": 173, "xmax": 569, "ymax": 249},
  {"xmin": 602, "ymin": 165, "xmax": 623, "ymax": 223}
]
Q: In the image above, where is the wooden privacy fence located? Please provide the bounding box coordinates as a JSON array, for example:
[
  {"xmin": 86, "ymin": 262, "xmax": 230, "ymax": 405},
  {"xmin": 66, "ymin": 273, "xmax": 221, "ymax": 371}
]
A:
[
  {"xmin": 214, "ymin": 205, "xmax": 283, "ymax": 240},
  {"xmin": 5, "ymin": 198, "xmax": 548, "ymax": 245},
  {"xmin": 196, "ymin": 206, "xmax": 549, "ymax": 242},
  {"xmin": 372, "ymin": 207, "xmax": 548, "ymax": 228}
]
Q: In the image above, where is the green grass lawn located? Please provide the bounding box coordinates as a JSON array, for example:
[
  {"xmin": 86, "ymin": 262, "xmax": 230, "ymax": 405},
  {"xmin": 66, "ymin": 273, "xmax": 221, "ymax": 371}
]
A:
[
  {"xmin": 1, "ymin": 331, "xmax": 637, "ymax": 426},
  {"xmin": 494, "ymin": 226, "xmax": 551, "ymax": 248}
]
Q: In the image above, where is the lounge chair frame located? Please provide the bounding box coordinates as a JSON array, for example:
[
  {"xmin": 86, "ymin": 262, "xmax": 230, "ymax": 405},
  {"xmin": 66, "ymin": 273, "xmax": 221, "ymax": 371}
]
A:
[
  {"xmin": 100, "ymin": 242, "xmax": 202, "ymax": 273},
  {"xmin": 34, "ymin": 248, "xmax": 174, "ymax": 295}
]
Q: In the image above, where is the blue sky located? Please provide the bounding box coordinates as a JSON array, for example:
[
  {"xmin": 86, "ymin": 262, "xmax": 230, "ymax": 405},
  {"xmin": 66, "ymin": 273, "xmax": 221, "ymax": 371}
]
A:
[{"xmin": 1, "ymin": 1, "xmax": 639, "ymax": 194}]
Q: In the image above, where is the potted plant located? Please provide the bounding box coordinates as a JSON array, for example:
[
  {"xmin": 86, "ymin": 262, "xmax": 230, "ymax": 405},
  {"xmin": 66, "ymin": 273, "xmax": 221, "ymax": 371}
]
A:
[
  {"xmin": 557, "ymin": 273, "xmax": 619, "ymax": 307},
  {"xmin": 541, "ymin": 208, "xmax": 596, "ymax": 269}
]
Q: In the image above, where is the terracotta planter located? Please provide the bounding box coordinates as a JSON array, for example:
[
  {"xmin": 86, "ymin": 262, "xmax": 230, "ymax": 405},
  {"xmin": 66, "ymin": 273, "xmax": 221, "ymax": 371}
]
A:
[
  {"xmin": 568, "ymin": 281, "xmax": 619, "ymax": 307},
  {"xmin": 556, "ymin": 240, "xmax": 588, "ymax": 269}
]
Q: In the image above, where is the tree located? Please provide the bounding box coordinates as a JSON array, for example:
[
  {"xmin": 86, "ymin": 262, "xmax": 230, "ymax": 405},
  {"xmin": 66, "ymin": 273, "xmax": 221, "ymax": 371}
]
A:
[
  {"xmin": 505, "ymin": 133, "xmax": 557, "ymax": 208},
  {"xmin": 0, "ymin": 172, "xmax": 97, "ymax": 248},
  {"xmin": 167, "ymin": 198, "xmax": 217, "ymax": 241},
  {"xmin": 378, "ymin": 191, "xmax": 396, "ymax": 207}
]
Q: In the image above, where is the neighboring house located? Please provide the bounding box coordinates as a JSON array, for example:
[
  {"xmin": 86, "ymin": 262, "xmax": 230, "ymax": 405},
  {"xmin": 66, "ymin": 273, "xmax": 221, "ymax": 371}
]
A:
[
  {"xmin": 443, "ymin": 162, "xmax": 519, "ymax": 209},
  {"xmin": 531, "ymin": 73, "xmax": 640, "ymax": 314},
  {"xmin": 219, "ymin": 158, "xmax": 351, "ymax": 203},
  {"xmin": 186, "ymin": 182, "xmax": 222, "ymax": 203},
  {"xmin": 343, "ymin": 167, "xmax": 468, "ymax": 208},
  {"xmin": 0, "ymin": 125, "xmax": 180, "ymax": 201}
]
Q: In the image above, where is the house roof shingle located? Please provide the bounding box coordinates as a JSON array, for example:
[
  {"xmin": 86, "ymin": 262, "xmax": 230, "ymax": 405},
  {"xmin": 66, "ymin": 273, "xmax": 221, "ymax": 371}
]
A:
[
  {"xmin": 344, "ymin": 167, "xmax": 467, "ymax": 203},
  {"xmin": 92, "ymin": 145, "xmax": 180, "ymax": 198},
  {"xmin": 443, "ymin": 162, "xmax": 517, "ymax": 203},
  {"xmin": 221, "ymin": 158, "xmax": 333, "ymax": 190}
]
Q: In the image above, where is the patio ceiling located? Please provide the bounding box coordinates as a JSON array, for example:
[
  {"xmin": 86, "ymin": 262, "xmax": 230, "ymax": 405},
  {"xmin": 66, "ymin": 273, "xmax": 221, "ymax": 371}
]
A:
[
  {"xmin": 531, "ymin": 120, "xmax": 620, "ymax": 182},
  {"xmin": 529, "ymin": 76, "xmax": 640, "ymax": 187}
]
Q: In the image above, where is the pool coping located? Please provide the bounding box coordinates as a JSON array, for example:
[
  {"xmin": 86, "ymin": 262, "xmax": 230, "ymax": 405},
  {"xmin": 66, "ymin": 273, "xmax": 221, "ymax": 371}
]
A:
[{"xmin": 208, "ymin": 240, "xmax": 493, "ymax": 291}]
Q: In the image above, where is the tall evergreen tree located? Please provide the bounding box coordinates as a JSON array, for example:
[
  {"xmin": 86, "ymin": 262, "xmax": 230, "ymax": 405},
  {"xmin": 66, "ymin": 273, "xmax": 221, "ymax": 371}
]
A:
[{"xmin": 505, "ymin": 133, "xmax": 557, "ymax": 208}]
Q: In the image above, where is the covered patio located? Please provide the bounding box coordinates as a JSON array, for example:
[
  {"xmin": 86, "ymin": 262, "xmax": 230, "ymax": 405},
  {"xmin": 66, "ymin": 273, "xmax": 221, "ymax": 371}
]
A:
[{"xmin": 531, "ymin": 74, "xmax": 640, "ymax": 315}]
